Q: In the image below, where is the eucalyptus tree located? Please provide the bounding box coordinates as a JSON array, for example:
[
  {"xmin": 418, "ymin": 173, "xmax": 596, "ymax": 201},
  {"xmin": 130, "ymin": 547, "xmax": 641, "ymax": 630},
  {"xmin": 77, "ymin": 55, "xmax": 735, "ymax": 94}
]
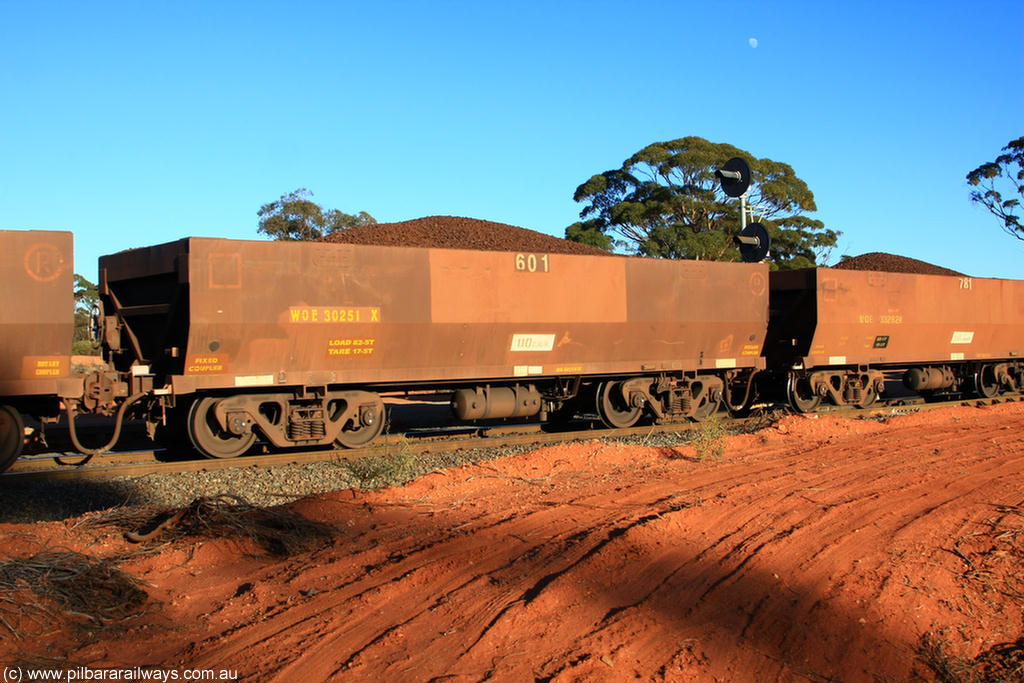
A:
[
  {"xmin": 967, "ymin": 135, "xmax": 1023, "ymax": 243},
  {"xmin": 258, "ymin": 188, "xmax": 376, "ymax": 241},
  {"xmin": 566, "ymin": 137, "xmax": 837, "ymax": 268}
]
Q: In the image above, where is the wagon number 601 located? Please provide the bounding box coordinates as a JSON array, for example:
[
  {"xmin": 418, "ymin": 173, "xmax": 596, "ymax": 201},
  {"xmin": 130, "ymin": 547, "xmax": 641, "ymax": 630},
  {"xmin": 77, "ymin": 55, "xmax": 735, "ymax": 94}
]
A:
[{"xmin": 514, "ymin": 253, "xmax": 550, "ymax": 273}]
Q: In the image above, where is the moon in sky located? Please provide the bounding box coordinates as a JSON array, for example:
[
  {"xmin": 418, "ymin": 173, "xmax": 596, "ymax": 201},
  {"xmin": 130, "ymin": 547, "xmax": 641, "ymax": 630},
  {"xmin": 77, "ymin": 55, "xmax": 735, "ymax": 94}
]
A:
[{"xmin": 749, "ymin": 38, "xmax": 758, "ymax": 48}]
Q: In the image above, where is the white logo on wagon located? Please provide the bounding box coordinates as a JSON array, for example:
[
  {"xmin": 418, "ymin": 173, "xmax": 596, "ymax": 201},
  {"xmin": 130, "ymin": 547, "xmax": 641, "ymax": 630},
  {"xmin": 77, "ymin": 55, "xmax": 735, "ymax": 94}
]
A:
[
  {"xmin": 235, "ymin": 374, "xmax": 275, "ymax": 387},
  {"xmin": 950, "ymin": 331, "xmax": 974, "ymax": 345},
  {"xmin": 511, "ymin": 333, "xmax": 556, "ymax": 352}
]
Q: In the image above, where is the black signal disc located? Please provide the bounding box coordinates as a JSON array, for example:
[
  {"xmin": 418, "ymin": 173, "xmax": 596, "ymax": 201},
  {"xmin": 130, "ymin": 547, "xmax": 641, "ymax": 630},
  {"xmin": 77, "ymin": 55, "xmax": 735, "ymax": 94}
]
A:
[
  {"xmin": 717, "ymin": 157, "xmax": 751, "ymax": 198},
  {"xmin": 735, "ymin": 222, "xmax": 770, "ymax": 262}
]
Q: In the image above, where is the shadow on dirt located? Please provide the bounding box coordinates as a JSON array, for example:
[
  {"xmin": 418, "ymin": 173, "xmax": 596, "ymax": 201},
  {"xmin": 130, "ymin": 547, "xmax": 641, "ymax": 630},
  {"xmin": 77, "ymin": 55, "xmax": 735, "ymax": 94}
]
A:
[
  {"xmin": 1, "ymin": 478, "xmax": 141, "ymax": 524},
  {"xmin": 250, "ymin": 492, "xmax": 943, "ymax": 682}
]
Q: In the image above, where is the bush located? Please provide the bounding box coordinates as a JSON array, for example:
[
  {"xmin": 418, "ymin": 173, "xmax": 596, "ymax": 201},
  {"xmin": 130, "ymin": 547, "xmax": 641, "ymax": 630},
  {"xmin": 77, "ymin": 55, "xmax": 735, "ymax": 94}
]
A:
[
  {"xmin": 71, "ymin": 340, "xmax": 100, "ymax": 356},
  {"xmin": 692, "ymin": 416, "xmax": 727, "ymax": 462}
]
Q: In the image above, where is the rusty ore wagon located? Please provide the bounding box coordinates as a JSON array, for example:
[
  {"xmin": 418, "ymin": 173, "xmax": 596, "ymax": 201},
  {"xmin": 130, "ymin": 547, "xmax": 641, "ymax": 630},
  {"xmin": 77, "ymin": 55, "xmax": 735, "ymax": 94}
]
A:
[
  {"xmin": 0, "ymin": 230, "xmax": 75, "ymax": 469},
  {"xmin": 97, "ymin": 237, "xmax": 770, "ymax": 458},
  {"xmin": 766, "ymin": 268, "xmax": 1024, "ymax": 411}
]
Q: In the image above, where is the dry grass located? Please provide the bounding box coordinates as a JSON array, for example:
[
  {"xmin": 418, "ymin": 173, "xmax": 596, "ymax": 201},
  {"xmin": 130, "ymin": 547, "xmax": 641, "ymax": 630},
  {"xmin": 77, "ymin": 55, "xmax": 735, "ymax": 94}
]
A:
[
  {"xmin": 949, "ymin": 503, "xmax": 1024, "ymax": 608},
  {"xmin": 737, "ymin": 407, "xmax": 788, "ymax": 433},
  {"xmin": 82, "ymin": 494, "xmax": 338, "ymax": 558},
  {"xmin": 917, "ymin": 502, "xmax": 1024, "ymax": 682},
  {"xmin": 917, "ymin": 633, "xmax": 1024, "ymax": 683},
  {"xmin": 342, "ymin": 436, "xmax": 417, "ymax": 488},
  {"xmin": 0, "ymin": 550, "xmax": 147, "ymax": 640}
]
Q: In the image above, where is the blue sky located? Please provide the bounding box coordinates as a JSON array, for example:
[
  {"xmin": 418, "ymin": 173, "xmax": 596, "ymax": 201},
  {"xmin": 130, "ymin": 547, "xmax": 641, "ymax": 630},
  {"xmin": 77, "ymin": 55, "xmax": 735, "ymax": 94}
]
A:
[{"xmin": 2, "ymin": 1, "xmax": 1022, "ymax": 280}]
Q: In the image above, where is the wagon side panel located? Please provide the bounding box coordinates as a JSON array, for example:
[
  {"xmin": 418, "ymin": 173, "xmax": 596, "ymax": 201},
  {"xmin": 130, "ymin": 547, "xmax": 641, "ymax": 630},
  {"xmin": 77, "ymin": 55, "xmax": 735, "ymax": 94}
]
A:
[
  {"xmin": 0, "ymin": 230, "xmax": 74, "ymax": 396},
  {"xmin": 790, "ymin": 269, "xmax": 1024, "ymax": 367},
  {"xmin": 164, "ymin": 240, "xmax": 770, "ymax": 391}
]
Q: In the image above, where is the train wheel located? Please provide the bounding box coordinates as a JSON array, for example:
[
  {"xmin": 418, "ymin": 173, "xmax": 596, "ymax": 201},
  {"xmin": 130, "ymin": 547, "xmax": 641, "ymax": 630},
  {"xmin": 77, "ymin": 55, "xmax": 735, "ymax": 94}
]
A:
[
  {"xmin": 0, "ymin": 405, "xmax": 24, "ymax": 473},
  {"xmin": 187, "ymin": 397, "xmax": 256, "ymax": 459},
  {"xmin": 974, "ymin": 365, "xmax": 1000, "ymax": 399},
  {"xmin": 335, "ymin": 396, "xmax": 386, "ymax": 448},
  {"xmin": 692, "ymin": 390, "xmax": 722, "ymax": 422},
  {"xmin": 786, "ymin": 374, "xmax": 821, "ymax": 413},
  {"xmin": 596, "ymin": 381, "xmax": 642, "ymax": 428},
  {"xmin": 857, "ymin": 384, "xmax": 878, "ymax": 409}
]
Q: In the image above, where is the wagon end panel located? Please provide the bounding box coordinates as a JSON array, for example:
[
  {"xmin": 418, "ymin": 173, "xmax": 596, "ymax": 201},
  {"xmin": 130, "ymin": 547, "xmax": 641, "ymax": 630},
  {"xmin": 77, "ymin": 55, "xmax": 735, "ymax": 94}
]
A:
[
  {"xmin": 98, "ymin": 238, "xmax": 192, "ymax": 380},
  {"xmin": 763, "ymin": 268, "xmax": 818, "ymax": 369}
]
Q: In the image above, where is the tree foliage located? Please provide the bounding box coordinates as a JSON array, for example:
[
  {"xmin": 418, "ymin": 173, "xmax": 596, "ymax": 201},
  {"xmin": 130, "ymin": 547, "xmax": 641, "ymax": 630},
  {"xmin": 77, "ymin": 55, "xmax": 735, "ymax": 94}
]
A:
[
  {"xmin": 73, "ymin": 274, "xmax": 100, "ymax": 354},
  {"xmin": 565, "ymin": 137, "xmax": 838, "ymax": 268},
  {"xmin": 257, "ymin": 188, "xmax": 376, "ymax": 241},
  {"xmin": 966, "ymin": 135, "xmax": 1024, "ymax": 242}
]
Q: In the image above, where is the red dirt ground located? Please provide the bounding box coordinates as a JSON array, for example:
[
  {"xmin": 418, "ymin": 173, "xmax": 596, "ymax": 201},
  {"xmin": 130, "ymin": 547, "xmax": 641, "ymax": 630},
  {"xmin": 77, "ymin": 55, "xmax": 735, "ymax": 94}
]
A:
[{"xmin": 3, "ymin": 403, "xmax": 1023, "ymax": 682}]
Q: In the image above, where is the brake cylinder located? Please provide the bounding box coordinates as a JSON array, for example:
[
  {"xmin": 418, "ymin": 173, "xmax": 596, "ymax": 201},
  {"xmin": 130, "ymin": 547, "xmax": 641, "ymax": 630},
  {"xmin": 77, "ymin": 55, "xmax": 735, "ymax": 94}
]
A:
[
  {"xmin": 451, "ymin": 385, "xmax": 542, "ymax": 420},
  {"xmin": 903, "ymin": 366, "xmax": 955, "ymax": 391}
]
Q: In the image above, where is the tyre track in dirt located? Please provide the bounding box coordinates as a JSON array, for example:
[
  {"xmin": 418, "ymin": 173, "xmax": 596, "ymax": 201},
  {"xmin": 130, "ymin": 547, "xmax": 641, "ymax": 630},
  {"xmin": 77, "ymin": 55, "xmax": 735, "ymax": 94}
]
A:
[
  {"xmin": 25, "ymin": 404, "xmax": 1024, "ymax": 682},
  {"xmin": 510, "ymin": 430, "xmax": 1024, "ymax": 681},
  {"xmin": 187, "ymin": 410, "xmax": 1020, "ymax": 680},
  {"xmin": 174, "ymin": 484, "xmax": 692, "ymax": 679}
]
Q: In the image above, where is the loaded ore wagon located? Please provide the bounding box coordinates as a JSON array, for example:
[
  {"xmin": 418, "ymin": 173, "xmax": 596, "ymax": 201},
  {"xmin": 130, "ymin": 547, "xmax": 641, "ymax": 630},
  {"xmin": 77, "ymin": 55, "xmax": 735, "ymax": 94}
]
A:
[
  {"xmin": 98, "ymin": 237, "xmax": 770, "ymax": 458},
  {"xmin": 0, "ymin": 230, "xmax": 75, "ymax": 469},
  {"xmin": 766, "ymin": 267, "xmax": 1024, "ymax": 410}
]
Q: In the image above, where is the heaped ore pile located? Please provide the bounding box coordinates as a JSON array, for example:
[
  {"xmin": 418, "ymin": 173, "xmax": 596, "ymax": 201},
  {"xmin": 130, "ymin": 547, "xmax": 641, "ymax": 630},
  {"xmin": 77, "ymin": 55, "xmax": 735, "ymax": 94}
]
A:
[
  {"xmin": 833, "ymin": 252, "xmax": 965, "ymax": 276},
  {"xmin": 319, "ymin": 216, "xmax": 611, "ymax": 256}
]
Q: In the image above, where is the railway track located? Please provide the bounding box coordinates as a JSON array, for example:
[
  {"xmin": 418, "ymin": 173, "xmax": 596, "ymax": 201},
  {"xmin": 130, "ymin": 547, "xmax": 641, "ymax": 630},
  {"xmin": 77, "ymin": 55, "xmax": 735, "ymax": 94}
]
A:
[
  {"xmin": 4, "ymin": 393, "xmax": 1019, "ymax": 484},
  {"xmin": 3, "ymin": 418, "xmax": 709, "ymax": 482}
]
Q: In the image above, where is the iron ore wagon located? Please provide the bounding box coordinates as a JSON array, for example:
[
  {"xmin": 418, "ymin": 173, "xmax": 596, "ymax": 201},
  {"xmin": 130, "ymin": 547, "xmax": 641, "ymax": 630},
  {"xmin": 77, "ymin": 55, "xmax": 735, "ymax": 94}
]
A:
[
  {"xmin": 766, "ymin": 267, "xmax": 1024, "ymax": 410},
  {"xmin": 97, "ymin": 237, "xmax": 770, "ymax": 458},
  {"xmin": 0, "ymin": 230, "xmax": 77, "ymax": 470}
]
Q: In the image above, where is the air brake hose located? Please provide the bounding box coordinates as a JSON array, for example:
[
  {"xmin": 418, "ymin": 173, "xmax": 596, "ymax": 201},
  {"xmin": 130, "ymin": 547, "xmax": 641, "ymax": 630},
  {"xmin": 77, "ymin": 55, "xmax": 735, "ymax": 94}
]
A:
[
  {"xmin": 724, "ymin": 369, "xmax": 760, "ymax": 413},
  {"xmin": 56, "ymin": 391, "xmax": 148, "ymax": 465}
]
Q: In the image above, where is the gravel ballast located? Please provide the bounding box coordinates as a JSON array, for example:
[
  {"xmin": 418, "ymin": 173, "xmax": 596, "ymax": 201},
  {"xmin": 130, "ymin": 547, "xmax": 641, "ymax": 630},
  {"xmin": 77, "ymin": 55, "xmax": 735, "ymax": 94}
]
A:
[{"xmin": 1, "ymin": 444, "xmax": 541, "ymax": 524}]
